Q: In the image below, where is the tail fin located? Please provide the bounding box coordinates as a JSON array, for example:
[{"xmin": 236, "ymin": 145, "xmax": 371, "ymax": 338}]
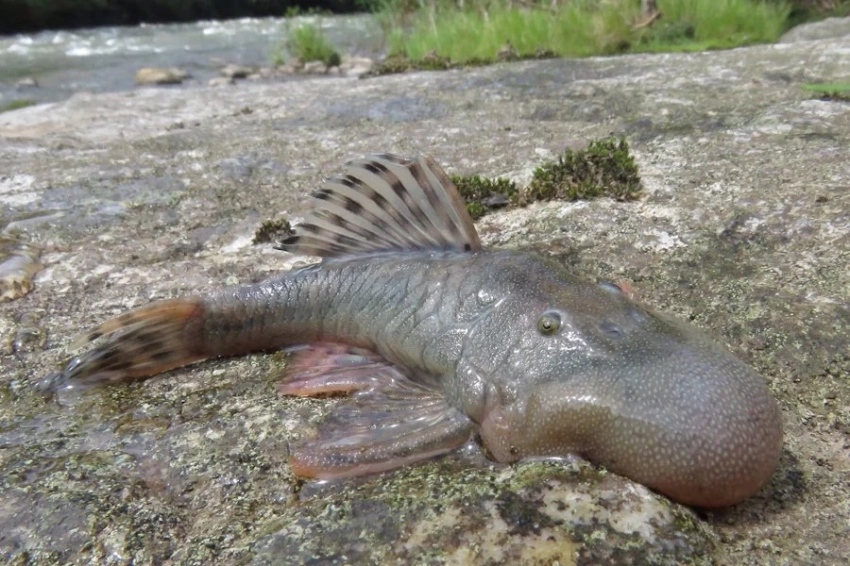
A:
[{"xmin": 47, "ymin": 298, "xmax": 207, "ymax": 391}]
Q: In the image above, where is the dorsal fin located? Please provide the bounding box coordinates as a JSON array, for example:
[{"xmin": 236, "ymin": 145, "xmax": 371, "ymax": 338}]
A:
[{"xmin": 278, "ymin": 154, "xmax": 481, "ymax": 257}]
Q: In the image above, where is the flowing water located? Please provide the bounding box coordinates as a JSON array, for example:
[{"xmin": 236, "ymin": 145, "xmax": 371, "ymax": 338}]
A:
[{"xmin": 0, "ymin": 14, "xmax": 383, "ymax": 106}]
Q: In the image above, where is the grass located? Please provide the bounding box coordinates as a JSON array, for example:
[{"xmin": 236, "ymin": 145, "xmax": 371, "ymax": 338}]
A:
[
  {"xmin": 376, "ymin": 0, "xmax": 794, "ymax": 69},
  {"xmin": 0, "ymin": 99, "xmax": 37, "ymax": 113},
  {"xmin": 275, "ymin": 21, "xmax": 342, "ymax": 68},
  {"xmin": 802, "ymin": 82, "xmax": 850, "ymax": 102}
]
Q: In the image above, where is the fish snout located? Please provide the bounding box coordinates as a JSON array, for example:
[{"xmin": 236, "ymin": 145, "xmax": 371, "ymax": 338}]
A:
[
  {"xmin": 593, "ymin": 347, "xmax": 783, "ymax": 507},
  {"xmin": 481, "ymin": 344, "xmax": 783, "ymax": 507}
]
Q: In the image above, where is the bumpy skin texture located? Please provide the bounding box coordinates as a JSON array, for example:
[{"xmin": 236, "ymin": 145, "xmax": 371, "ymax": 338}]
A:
[{"xmin": 192, "ymin": 249, "xmax": 781, "ymax": 507}]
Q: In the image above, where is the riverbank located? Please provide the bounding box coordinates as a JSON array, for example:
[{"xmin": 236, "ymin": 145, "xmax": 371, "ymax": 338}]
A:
[{"xmin": 380, "ymin": 0, "xmax": 849, "ymax": 70}]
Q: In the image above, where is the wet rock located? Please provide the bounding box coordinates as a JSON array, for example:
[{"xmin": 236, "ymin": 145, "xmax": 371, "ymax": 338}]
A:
[
  {"xmin": 208, "ymin": 76, "xmax": 235, "ymax": 88},
  {"xmin": 14, "ymin": 77, "xmax": 38, "ymax": 88},
  {"xmin": 220, "ymin": 63, "xmax": 255, "ymax": 79},
  {"xmin": 340, "ymin": 55, "xmax": 374, "ymax": 77},
  {"xmin": 302, "ymin": 60, "xmax": 327, "ymax": 74},
  {"xmin": 252, "ymin": 460, "xmax": 712, "ymax": 565},
  {"xmin": 134, "ymin": 67, "xmax": 189, "ymax": 86}
]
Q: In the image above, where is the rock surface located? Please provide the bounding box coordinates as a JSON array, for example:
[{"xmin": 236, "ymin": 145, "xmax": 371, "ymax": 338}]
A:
[{"xmin": 1, "ymin": 18, "xmax": 849, "ymax": 566}]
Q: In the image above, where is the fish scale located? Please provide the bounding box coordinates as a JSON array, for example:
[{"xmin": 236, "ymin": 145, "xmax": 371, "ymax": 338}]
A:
[{"xmin": 46, "ymin": 153, "xmax": 782, "ymax": 508}]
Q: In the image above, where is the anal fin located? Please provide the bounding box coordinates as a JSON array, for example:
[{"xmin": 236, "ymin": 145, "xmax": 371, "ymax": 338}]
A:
[{"xmin": 280, "ymin": 344, "xmax": 474, "ymax": 479}]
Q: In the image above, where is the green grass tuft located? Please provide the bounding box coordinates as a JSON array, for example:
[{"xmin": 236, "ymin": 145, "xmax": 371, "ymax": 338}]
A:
[
  {"xmin": 0, "ymin": 99, "xmax": 37, "ymax": 113},
  {"xmin": 802, "ymin": 82, "xmax": 850, "ymax": 102},
  {"xmin": 279, "ymin": 22, "xmax": 341, "ymax": 67}
]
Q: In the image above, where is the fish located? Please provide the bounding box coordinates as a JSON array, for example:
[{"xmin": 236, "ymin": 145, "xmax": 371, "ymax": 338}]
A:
[{"xmin": 47, "ymin": 153, "xmax": 783, "ymax": 508}]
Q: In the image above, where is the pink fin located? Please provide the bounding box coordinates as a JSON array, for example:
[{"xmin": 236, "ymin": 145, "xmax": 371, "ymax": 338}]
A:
[
  {"xmin": 279, "ymin": 343, "xmax": 386, "ymax": 396},
  {"xmin": 279, "ymin": 344, "xmax": 474, "ymax": 479}
]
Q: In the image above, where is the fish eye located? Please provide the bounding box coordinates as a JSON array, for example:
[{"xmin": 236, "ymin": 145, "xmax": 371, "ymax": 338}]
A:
[
  {"xmin": 537, "ymin": 311, "xmax": 562, "ymax": 336},
  {"xmin": 600, "ymin": 321, "xmax": 624, "ymax": 338}
]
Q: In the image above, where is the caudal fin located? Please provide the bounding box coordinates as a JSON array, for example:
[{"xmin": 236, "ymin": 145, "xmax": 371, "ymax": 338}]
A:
[{"xmin": 46, "ymin": 298, "xmax": 207, "ymax": 391}]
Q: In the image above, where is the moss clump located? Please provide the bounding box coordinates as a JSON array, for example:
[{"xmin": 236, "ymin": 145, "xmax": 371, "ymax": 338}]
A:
[
  {"xmin": 451, "ymin": 174, "xmax": 518, "ymax": 220},
  {"xmin": 253, "ymin": 218, "xmax": 293, "ymax": 245},
  {"xmin": 802, "ymin": 82, "xmax": 850, "ymax": 102},
  {"xmin": 519, "ymin": 138, "xmax": 642, "ymax": 205},
  {"xmin": 0, "ymin": 99, "xmax": 36, "ymax": 113},
  {"xmin": 367, "ymin": 48, "xmax": 557, "ymax": 77}
]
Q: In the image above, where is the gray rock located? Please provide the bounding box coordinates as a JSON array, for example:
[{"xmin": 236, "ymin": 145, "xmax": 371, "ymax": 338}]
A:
[
  {"xmin": 208, "ymin": 76, "xmax": 235, "ymax": 88},
  {"xmin": 302, "ymin": 60, "xmax": 327, "ymax": 74},
  {"xmin": 220, "ymin": 63, "xmax": 255, "ymax": 79},
  {"xmin": 135, "ymin": 67, "xmax": 190, "ymax": 86},
  {"xmin": 1, "ymin": 23, "xmax": 849, "ymax": 564},
  {"xmin": 14, "ymin": 77, "xmax": 39, "ymax": 89},
  {"xmin": 779, "ymin": 16, "xmax": 850, "ymax": 43}
]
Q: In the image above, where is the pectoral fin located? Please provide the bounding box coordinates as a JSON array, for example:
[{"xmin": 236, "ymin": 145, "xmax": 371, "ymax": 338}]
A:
[{"xmin": 280, "ymin": 344, "xmax": 474, "ymax": 479}]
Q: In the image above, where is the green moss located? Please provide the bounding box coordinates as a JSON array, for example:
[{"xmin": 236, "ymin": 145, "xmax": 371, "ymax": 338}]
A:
[
  {"xmin": 451, "ymin": 174, "xmax": 518, "ymax": 220},
  {"xmin": 367, "ymin": 48, "xmax": 558, "ymax": 76},
  {"xmin": 253, "ymin": 218, "xmax": 293, "ymax": 245},
  {"xmin": 520, "ymin": 138, "xmax": 642, "ymax": 205},
  {"xmin": 0, "ymin": 99, "xmax": 36, "ymax": 113},
  {"xmin": 802, "ymin": 82, "xmax": 850, "ymax": 102}
]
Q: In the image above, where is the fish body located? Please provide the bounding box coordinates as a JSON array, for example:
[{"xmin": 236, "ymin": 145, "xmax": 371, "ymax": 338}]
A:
[{"xmin": 50, "ymin": 154, "xmax": 782, "ymax": 507}]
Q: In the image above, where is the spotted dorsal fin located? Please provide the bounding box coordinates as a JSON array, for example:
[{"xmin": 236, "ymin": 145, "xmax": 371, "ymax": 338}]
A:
[{"xmin": 278, "ymin": 154, "xmax": 481, "ymax": 257}]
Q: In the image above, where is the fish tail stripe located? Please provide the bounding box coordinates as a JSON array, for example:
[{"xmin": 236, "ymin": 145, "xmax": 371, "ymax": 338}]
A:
[
  {"xmin": 279, "ymin": 153, "xmax": 481, "ymax": 258},
  {"xmin": 55, "ymin": 299, "xmax": 208, "ymax": 388}
]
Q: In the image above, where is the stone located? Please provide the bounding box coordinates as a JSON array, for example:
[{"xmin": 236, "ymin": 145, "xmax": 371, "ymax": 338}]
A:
[
  {"xmin": 208, "ymin": 77, "xmax": 235, "ymax": 87},
  {"xmin": 219, "ymin": 63, "xmax": 254, "ymax": 79},
  {"xmin": 302, "ymin": 60, "xmax": 327, "ymax": 74},
  {"xmin": 14, "ymin": 77, "xmax": 38, "ymax": 88},
  {"xmin": 134, "ymin": 67, "xmax": 189, "ymax": 85}
]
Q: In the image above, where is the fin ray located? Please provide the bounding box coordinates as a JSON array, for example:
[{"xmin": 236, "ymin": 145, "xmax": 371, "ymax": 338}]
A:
[
  {"xmin": 47, "ymin": 299, "xmax": 207, "ymax": 390},
  {"xmin": 280, "ymin": 343, "xmax": 474, "ymax": 478},
  {"xmin": 280, "ymin": 154, "xmax": 481, "ymax": 257}
]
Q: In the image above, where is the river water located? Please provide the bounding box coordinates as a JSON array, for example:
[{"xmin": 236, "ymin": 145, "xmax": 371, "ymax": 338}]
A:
[{"xmin": 0, "ymin": 14, "xmax": 383, "ymax": 106}]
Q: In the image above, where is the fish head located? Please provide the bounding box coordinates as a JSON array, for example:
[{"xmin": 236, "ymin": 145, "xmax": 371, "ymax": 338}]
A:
[{"xmin": 471, "ymin": 266, "xmax": 782, "ymax": 507}]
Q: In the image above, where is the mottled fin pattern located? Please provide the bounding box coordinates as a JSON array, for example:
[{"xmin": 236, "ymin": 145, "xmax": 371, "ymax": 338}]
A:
[
  {"xmin": 280, "ymin": 344, "xmax": 474, "ymax": 479},
  {"xmin": 47, "ymin": 299, "xmax": 207, "ymax": 391},
  {"xmin": 278, "ymin": 154, "xmax": 481, "ymax": 258}
]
